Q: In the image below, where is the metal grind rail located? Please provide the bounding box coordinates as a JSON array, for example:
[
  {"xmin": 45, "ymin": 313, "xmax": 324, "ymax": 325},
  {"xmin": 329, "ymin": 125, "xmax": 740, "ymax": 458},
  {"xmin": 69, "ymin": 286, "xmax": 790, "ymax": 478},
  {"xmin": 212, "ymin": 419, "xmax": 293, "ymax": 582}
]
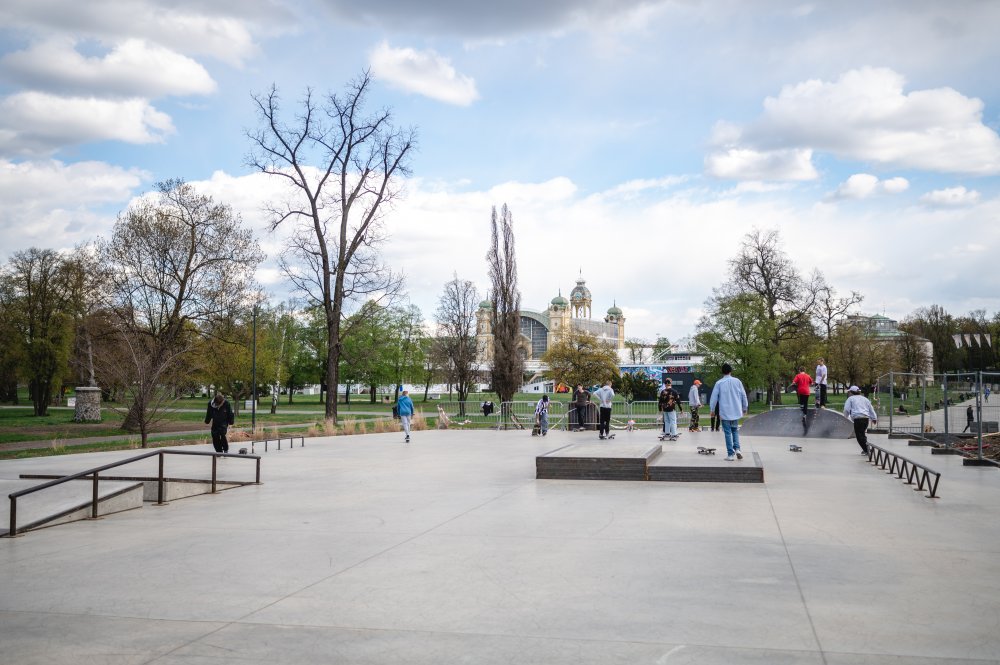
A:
[
  {"xmin": 6, "ymin": 450, "xmax": 261, "ymax": 537},
  {"xmin": 866, "ymin": 444, "xmax": 941, "ymax": 499},
  {"xmin": 251, "ymin": 436, "xmax": 305, "ymax": 453}
]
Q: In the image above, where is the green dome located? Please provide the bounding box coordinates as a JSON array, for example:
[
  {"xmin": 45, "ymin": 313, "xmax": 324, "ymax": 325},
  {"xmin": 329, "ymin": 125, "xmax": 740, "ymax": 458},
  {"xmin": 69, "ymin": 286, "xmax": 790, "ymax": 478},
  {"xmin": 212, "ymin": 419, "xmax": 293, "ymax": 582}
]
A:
[
  {"xmin": 551, "ymin": 294, "xmax": 568, "ymax": 306},
  {"xmin": 479, "ymin": 300, "xmax": 492, "ymax": 310},
  {"xmin": 607, "ymin": 305, "xmax": 623, "ymax": 316}
]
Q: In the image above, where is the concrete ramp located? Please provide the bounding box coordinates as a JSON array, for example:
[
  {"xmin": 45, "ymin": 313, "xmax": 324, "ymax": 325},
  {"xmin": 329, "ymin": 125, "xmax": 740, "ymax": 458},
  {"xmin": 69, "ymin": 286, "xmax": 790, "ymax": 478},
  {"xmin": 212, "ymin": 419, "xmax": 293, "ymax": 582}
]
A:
[{"xmin": 739, "ymin": 407, "xmax": 854, "ymax": 439}]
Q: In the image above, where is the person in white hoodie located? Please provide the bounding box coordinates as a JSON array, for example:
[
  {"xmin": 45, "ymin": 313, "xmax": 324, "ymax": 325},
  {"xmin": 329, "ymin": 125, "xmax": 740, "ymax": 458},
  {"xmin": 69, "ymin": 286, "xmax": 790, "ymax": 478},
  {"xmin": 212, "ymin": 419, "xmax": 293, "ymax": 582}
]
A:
[{"xmin": 843, "ymin": 385, "xmax": 878, "ymax": 454}]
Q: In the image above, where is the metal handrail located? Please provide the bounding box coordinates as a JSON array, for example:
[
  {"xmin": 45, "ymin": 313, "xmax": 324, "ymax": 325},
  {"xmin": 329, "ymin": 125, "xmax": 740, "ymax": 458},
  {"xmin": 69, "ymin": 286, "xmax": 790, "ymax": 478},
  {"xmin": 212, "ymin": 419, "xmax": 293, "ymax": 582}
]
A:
[
  {"xmin": 6, "ymin": 449, "xmax": 261, "ymax": 537},
  {"xmin": 866, "ymin": 444, "xmax": 941, "ymax": 499},
  {"xmin": 251, "ymin": 436, "xmax": 305, "ymax": 453}
]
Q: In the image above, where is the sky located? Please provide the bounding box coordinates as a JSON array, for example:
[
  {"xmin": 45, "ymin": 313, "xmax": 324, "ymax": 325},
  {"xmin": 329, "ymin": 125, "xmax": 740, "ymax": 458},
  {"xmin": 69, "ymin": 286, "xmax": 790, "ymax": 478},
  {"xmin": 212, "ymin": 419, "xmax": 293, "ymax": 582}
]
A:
[{"xmin": 2, "ymin": 0, "xmax": 1000, "ymax": 343}]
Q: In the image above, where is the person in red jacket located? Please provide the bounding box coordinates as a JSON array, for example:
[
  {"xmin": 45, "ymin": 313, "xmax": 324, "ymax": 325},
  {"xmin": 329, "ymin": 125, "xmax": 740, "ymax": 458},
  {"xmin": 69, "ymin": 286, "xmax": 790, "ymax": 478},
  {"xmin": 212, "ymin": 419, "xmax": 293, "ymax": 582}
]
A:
[{"xmin": 792, "ymin": 367, "xmax": 813, "ymax": 420}]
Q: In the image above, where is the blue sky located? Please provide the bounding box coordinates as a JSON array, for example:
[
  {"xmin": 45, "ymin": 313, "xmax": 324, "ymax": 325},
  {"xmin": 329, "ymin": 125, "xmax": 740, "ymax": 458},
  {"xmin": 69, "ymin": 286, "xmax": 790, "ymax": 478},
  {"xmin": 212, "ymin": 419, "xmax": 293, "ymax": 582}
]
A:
[{"xmin": 2, "ymin": 0, "xmax": 999, "ymax": 342}]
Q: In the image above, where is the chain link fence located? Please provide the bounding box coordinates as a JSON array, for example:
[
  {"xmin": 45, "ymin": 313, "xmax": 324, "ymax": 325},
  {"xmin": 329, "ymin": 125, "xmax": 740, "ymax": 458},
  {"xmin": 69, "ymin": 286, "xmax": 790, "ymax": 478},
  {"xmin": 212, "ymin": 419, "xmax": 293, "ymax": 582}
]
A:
[{"xmin": 872, "ymin": 372, "xmax": 1000, "ymax": 460}]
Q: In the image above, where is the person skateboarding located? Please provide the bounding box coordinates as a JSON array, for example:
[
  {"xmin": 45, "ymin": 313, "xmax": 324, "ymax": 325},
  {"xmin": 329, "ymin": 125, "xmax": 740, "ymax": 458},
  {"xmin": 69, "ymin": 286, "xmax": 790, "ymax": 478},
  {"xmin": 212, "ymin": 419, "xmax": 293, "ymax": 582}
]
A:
[
  {"xmin": 843, "ymin": 385, "xmax": 878, "ymax": 454},
  {"xmin": 792, "ymin": 367, "xmax": 813, "ymax": 422}
]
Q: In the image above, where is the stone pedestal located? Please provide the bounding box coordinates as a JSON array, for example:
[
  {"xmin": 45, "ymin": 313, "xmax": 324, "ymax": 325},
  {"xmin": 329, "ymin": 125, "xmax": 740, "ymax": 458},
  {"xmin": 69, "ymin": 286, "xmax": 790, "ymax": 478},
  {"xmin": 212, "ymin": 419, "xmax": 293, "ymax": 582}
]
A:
[{"xmin": 73, "ymin": 386, "xmax": 102, "ymax": 422}]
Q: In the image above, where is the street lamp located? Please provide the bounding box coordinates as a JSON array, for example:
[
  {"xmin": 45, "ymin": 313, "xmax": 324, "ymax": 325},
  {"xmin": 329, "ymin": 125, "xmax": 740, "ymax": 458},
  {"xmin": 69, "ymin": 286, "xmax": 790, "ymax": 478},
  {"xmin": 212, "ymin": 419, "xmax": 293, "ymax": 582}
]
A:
[{"xmin": 251, "ymin": 304, "xmax": 257, "ymax": 434}]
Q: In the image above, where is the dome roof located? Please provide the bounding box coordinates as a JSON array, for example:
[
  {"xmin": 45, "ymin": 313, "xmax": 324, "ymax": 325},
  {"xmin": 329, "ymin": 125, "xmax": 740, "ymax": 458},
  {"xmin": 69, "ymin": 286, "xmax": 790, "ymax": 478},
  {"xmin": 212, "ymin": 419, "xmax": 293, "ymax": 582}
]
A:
[
  {"xmin": 607, "ymin": 304, "xmax": 623, "ymax": 316},
  {"xmin": 550, "ymin": 290, "xmax": 568, "ymax": 306},
  {"xmin": 570, "ymin": 277, "xmax": 591, "ymax": 301},
  {"xmin": 479, "ymin": 300, "xmax": 492, "ymax": 310}
]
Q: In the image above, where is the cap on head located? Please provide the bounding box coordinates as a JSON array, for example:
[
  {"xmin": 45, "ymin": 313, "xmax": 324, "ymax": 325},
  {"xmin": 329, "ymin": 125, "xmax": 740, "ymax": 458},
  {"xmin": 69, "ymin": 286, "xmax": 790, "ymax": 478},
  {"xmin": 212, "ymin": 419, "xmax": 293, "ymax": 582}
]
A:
[
  {"xmin": 694, "ymin": 379, "xmax": 701, "ymax": 385},
  {"xmin": 848, "ymin": 385, "xmax": 860, "ymax": 393}
]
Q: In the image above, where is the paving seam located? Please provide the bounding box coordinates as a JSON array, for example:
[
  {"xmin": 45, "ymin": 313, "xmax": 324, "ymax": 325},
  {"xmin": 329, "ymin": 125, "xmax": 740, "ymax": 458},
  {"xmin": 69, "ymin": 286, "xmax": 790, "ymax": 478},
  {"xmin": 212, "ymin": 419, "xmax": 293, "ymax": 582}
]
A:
[
  {"xmin": 761, "ymin": 478, "xmax": 830, "ymax": 665},
  {"xmin": 138, "ymin": 478, "xmax": 538, "ymax": 665}
]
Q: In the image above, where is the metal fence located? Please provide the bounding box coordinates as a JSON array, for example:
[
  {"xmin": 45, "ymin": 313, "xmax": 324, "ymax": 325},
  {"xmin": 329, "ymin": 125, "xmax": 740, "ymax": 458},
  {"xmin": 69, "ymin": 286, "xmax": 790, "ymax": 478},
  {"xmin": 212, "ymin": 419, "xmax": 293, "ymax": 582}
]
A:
[
  {"xmin": 467, "ymin": 400, "xmax": 700, "ymax": 432},
  {"xmin": 874, "ymin": 371, "xmax": 1000, "ymax": 461}
]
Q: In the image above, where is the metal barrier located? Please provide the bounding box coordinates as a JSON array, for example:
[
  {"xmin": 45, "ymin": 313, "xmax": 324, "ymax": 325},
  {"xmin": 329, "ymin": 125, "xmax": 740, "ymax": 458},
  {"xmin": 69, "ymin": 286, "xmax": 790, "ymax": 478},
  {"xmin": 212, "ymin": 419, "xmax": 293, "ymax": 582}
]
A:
[
  {"xmin": 6, "ymin": 449, "xmax": 261, "ymax": 537},
  {"xmin": 435, "ymin": 401, "xmax": 502, "ymax": 428},
  {"xmin": 866, "ymin": 444, "xmax": 941, "ymax": 499},
  {"xmin": 251, "ymin": 436, "xmax": 304, "ymax": 453}
]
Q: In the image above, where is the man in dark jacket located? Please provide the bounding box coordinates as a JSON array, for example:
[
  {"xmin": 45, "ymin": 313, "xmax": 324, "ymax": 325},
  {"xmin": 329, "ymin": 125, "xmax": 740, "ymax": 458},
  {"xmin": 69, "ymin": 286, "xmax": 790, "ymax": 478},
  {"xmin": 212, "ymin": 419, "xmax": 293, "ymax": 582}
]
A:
[
  {"xmin": 573, "ymin": 384, "xmax": 590, "ymax": 431},
  {"xmin": 205, "ymin": 393, "xmax": 235, "ymax": 453}
]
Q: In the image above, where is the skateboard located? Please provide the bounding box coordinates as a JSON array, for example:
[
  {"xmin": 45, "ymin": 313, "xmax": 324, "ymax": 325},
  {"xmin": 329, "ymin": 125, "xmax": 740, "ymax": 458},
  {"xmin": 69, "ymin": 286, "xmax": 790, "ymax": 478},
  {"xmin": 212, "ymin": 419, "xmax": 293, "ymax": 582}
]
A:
[
  {"xmin": 789, "ymin": 444, "xmax": 803, "ymax": 452},
  {"xmin": 697, "ymin": 446, "xmax": 716, "ymax": 455},
  {"xmin": 599, "ymin": 433, "xmax": 615, "ymax": 440},
  {"xmin": 658, "ymin": 433, "xmax": 681, "ymax": 441}
]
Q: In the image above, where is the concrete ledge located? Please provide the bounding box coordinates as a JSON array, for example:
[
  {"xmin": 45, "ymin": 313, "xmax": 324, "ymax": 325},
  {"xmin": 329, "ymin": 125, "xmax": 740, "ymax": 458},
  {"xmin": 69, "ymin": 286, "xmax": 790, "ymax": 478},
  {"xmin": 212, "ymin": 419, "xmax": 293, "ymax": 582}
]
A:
[
  {"xmin": 649, "ymin": 451, "xmax": 764, "ymax": 483},
  {"xmin": 963, "ymin": 458, "xmax": 1000, "ymax": 467},
  {"xmin": 930, "ymin": 448, "xmax": 966, "ymax": 456},
  {"xmin": 536, "ymin": 443, "xmax": 661, "ymax": 481}
]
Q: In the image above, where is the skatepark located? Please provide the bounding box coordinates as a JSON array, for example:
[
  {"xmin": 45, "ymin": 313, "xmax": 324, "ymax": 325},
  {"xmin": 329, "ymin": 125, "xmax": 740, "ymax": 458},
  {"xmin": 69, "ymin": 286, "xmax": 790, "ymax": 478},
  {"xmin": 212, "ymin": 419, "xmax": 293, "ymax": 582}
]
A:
[{"xmin": 3, "ymin": 419, "xmax": 1000, "ymax": 664}]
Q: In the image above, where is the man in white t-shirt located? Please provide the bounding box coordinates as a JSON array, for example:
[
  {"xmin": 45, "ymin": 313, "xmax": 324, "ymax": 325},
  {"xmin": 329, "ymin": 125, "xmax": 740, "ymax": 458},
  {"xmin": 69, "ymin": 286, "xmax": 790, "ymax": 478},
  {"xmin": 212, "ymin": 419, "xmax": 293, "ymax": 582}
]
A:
[{"xmin": 815, "ymin": 358, "xmax": 828, "ymax": 409}]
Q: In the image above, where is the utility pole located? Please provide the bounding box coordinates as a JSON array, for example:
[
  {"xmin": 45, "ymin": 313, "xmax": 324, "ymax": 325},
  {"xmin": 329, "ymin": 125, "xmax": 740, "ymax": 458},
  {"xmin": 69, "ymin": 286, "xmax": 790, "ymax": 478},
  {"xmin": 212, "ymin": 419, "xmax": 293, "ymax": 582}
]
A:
[{"xmin": 251, "ymin": 304, "xmax": 257, "ymax": 434}]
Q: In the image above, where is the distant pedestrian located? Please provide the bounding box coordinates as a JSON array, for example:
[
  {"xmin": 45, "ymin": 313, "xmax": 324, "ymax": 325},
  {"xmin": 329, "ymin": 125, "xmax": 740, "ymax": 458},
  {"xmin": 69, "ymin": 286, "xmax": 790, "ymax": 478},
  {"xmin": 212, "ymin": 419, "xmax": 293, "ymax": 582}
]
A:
[
  {"xmin": 688, "ymin": 379, "xmax": 703, "ymax": 432},
  {"xmin": 573, "ymin": 384, "xmax": 590, "ymax": 431},
  {"xmin": 843, "ymin": 385, "xmax": 878, "ymax": 454},
  {"xmin": 658, "ymin": 379, "xmax": 681, "ymax": 440},
  {"xmin": 534, "ymin": 394, "xmax": 550, "ymax": 436},
  {"xmin": 986, "ymin": 387, "xmax": 991, "ymax": 403},
  {"xmin": 594, "ymin": 380, "xmax": 615, "ymax": 440},
  {"xmin": 709, "ymin": 363, "xmax": 749, "ymax": 461},
  {"xmin": 396, "ymin": 388, "xmax": 414, "ymax": 443},
  {"xmin": 815, "ymin": 358, "xmax": 828, "ymax": 408},
  {"xmin": 963, "ymin": 404, "xmax": 974, "ymax": 433},
  {"xmin": 792, "ymin": 367, "xmax": 813, "ymax": 420},
  {"xmin": 204, "ymin": 393, "xmax": 234, "ymax": 454}
]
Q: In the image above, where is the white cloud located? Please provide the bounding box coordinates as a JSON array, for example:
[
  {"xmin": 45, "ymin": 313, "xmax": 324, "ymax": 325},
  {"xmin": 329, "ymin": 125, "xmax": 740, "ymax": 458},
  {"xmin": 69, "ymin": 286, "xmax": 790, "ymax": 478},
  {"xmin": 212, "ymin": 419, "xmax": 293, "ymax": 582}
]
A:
[
  {"xmin": 831, "ymin": 173, "xmax": 909, "ymax": 200},
  {"xmin": 0, "ymin": 158, "xmax": 147, "ymax": 255},
  {"xmin": 0, "ymin": 0, "xmax": 264, "ymax": 66},
  {"xmin": 920, "ymin": 186, "xmax": 981, "ymax": 207},
  {"xmin": 370, "ymin": 41, "xmax": 479, "ymax": 106},
  {"xmin": 705, "ymin": 148, "xmax": 817, "ymax": 181},
  {"xmin": 0, "ymin": 38, "xmax": 217, "ymax": 97},
  {"xmin": 707, "ymin": 67, "xmax": 1000, "ymax": 180},
  {"xmin": 0, "ymin": 92, "xmax": 174, "ymax": 156}
]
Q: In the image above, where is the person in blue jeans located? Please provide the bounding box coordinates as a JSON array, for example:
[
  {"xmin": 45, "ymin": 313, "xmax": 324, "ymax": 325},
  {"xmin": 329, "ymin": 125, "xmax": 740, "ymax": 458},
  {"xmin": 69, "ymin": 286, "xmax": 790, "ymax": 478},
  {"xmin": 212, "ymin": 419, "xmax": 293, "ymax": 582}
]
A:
[
  {"xmin": 709, "ymin": 363, "xmax": 749, "ymax": 461},
  {"xmin": 396, "ymin": 388, "xmax": 414, "ymax": 443}
]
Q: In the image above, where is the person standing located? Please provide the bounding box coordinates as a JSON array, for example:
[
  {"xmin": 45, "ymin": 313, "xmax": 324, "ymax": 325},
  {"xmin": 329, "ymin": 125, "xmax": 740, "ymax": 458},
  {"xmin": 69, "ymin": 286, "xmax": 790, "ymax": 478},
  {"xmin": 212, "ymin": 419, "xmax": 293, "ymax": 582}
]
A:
[
  {"xmin": 658, "ymin": 379, "xmax": 682, "ymax": 440},
  {"xmin": 792, "ymin": 367, "xmax": 813, "ymax": 421},
  {"xmin": 534, "ymin": 394, "xmax": 550, "ymax": 436},
  {"xmin": 843, "ymin": 385, "xmax": 878, "ymax": 454},
  {"xmin": 963, "ymin": 404, "xmax": 975, "ymax": 433},
  {"xmin": 573, "ymin": 384, "xmax": 590, "ymax": 431},
  {"xmin": 688, "ymin": 379, "xmax": 703, "ymax": 432},
  {"xmin": 815, "ymin": 358, "xmax": 828, "ymax": 408},
  {"xmin": 397, "ymin": 388, "xmax": 414, "ymax": 443},
  {"xmin": 709, "ymin": 363, "xmax": 748, "ymax": 461},
  {"xmin": 594, "ymin": 380, "xmax": 615, "ymax": 440},
  {"xmin": 204, "ymin": 393, "xmax": 234, "ymax": 454}
]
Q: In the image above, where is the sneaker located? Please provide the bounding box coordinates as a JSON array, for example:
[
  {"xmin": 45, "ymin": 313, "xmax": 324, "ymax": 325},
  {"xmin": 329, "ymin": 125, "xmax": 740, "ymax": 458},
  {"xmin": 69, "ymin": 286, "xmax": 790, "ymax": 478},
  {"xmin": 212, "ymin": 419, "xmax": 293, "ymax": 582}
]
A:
[
  {"xmin": 405, "ymin": 435, "xmax": 410, "ymax": 443},
  {"xmin": 669, "ymin": 435, "xmax": 678, "ymax": 441},
  {"xmin": 735, "ymin": 450, "xmax": 743, "ymax": 460},
  {"xmin": 724, "ymin": 455, "xmax": 735, "ymax": 461},
  {"xmin": 599, "ymin": 435, "xmax": 605, "ymax": 440}
]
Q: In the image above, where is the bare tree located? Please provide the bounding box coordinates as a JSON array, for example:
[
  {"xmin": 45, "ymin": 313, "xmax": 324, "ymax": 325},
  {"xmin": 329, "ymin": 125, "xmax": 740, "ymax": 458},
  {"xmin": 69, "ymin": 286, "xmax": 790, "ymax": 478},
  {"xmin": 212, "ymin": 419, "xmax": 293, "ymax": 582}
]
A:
[
  {"xmin": 99, "ymin": 180, "xmax": 262, "ymax": 446},
  {"xmin": 486, "ymin": 204, "xmax": 524, "ymax": 405},
  {"xmin": 623, "ymin": 338, "xmax": 650, "ymax": 363},
  {"xmin": 728, "ymin": 228, "xmax": 822, "ymax": 403},
  {"xmin": 246, "ymin": 72, "xmax": 415, "ymax": 424},
  {"xmin": 814, "ymin": 279, "xmax": 864, "ymax": 342},
  {"xmin": 435, "ymin": 275, "xmax": 479, "ymax": 415}
]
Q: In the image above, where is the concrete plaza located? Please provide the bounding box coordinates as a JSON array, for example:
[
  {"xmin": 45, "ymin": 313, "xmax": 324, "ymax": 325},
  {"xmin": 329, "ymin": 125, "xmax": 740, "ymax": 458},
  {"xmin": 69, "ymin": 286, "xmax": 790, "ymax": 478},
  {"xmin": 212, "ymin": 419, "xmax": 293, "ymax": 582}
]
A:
[{"xmin": 2, "ymin": 427, "xmax": 999, "ymax": 664}]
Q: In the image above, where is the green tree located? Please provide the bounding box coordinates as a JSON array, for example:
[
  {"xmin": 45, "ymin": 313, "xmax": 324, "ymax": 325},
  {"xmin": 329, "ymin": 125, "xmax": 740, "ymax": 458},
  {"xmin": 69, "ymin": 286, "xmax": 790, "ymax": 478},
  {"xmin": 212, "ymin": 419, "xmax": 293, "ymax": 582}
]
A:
[
  {"xmin": 0, "ymin": 248, "xmax": 74, "ymax": 416},
  {"xmin": 696, "ymin": 291, "xmax": 777, "ymax": 395},
  {"xmin": 541, "ymin": 328, "xmax": 619, "ymax": 389}
]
